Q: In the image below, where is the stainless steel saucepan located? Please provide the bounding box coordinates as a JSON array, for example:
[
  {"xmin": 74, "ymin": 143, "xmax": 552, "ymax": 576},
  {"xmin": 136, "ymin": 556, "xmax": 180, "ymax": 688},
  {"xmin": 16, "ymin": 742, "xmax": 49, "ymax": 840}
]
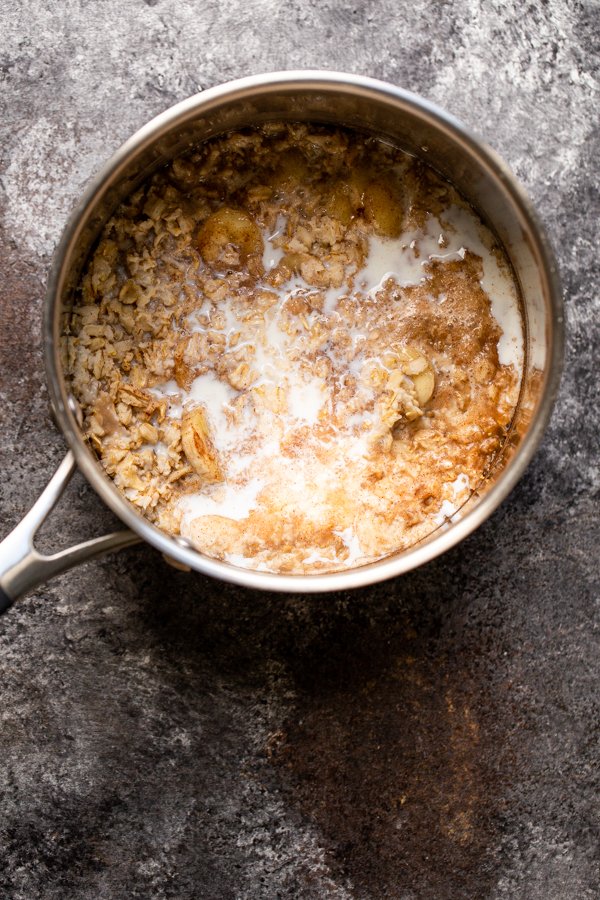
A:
[{"xmin": 0, "ymin": 71, "xmax": 563, "ymax": 611}]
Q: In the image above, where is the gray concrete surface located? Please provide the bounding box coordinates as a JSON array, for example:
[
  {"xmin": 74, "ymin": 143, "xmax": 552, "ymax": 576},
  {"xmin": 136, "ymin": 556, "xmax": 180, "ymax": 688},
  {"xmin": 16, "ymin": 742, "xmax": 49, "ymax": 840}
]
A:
[{"xmin": 0, "ymin": 1, "xmax": 598, "ymax": 897}]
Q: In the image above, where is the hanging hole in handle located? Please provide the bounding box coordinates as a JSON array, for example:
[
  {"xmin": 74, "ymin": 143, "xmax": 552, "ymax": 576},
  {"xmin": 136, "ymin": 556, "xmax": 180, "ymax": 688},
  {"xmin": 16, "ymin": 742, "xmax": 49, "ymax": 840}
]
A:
[{"xmin": 0, "ymin": 451, "xmax": 140, "ymax": 609}]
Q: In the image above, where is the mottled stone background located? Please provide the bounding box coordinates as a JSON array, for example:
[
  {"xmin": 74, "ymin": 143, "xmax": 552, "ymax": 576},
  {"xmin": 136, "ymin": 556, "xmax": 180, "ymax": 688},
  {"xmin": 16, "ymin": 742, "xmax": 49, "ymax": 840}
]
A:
[{"xmin": 0, "ymin": 1, "xmax": 598, "ymax": 898}]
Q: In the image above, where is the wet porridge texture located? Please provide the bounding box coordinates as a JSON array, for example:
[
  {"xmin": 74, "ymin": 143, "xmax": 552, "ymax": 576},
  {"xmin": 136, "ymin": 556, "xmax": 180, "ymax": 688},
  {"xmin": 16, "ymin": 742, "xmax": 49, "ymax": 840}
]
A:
[
  {"xmin": 68, "ymin": 125, "xmax": 522, "ymax": 572},
  {"xmin": 1, "ymin": 2, "xmax": 598, "ymax": 899}
]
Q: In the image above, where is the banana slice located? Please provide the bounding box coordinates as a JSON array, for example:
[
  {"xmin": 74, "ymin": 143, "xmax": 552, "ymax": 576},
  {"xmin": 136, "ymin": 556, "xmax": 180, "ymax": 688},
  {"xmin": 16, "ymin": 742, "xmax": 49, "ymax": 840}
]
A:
[
  {"xmin": 393, "ymin": 346, "xmax": 436, "ymax": 410},
  {"xmin": 375, "ymin": 345, "xmax": 436, "ymax": 434},
  {"xmin": 181, "ymin": 407, "xmax": 223, "ymax": 483},
  {"xmin": 412, "ymin": 367, "xmax": 435, "ymax": 406},
  {"xmin": 198, "ymin": 207, "xmax": 263, "ymax": 268}
]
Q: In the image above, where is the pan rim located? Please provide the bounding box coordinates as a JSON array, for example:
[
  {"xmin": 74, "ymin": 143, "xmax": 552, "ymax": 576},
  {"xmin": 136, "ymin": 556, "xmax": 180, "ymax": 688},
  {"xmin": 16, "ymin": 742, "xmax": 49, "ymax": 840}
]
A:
[{"xmin": 44, "ymin": 69, "xmax": 564, "ymax": 593}]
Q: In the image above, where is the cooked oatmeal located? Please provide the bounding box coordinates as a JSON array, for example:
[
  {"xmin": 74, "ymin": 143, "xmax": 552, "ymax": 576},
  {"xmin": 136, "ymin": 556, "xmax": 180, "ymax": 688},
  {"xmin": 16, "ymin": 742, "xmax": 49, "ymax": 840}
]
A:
[{"xmin": 66, "ymin": 123, "xmax": 523, "ymax": 573}]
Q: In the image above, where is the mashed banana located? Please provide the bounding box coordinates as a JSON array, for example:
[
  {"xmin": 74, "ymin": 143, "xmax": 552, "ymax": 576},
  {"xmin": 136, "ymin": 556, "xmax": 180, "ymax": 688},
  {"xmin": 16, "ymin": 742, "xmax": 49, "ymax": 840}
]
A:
[{"xmin": 67, "ymin": 123, "xmax": 523, "ymax": 573}]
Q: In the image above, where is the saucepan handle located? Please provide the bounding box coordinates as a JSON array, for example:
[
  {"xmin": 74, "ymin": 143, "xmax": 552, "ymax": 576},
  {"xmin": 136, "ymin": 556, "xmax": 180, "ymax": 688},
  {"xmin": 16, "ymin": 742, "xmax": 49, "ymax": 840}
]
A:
[{"xmin": 0, "ymin": 451, "xmax": 141, "ymax": 613}]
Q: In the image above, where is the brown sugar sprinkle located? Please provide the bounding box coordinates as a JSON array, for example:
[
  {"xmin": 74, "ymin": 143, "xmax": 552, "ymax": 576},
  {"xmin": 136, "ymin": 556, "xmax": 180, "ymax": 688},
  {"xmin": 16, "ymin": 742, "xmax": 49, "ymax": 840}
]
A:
[{"xmin": 66, "ymin": 123, "xmax": 523, "ymax": 573}]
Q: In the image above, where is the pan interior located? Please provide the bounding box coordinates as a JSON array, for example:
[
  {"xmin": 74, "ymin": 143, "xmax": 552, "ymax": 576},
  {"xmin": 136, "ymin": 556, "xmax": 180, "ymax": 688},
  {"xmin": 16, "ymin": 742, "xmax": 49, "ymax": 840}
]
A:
[{"xmin": 46, "ymin": 75, "xmax": 560, "ymax": 590}]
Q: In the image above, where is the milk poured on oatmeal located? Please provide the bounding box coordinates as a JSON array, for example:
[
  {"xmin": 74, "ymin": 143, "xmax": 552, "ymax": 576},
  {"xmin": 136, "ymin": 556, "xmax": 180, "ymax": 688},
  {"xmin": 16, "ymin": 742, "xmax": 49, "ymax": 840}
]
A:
[{"xmin": 69, "ymin": 123, "xmax": 524, "ymax": 574}]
